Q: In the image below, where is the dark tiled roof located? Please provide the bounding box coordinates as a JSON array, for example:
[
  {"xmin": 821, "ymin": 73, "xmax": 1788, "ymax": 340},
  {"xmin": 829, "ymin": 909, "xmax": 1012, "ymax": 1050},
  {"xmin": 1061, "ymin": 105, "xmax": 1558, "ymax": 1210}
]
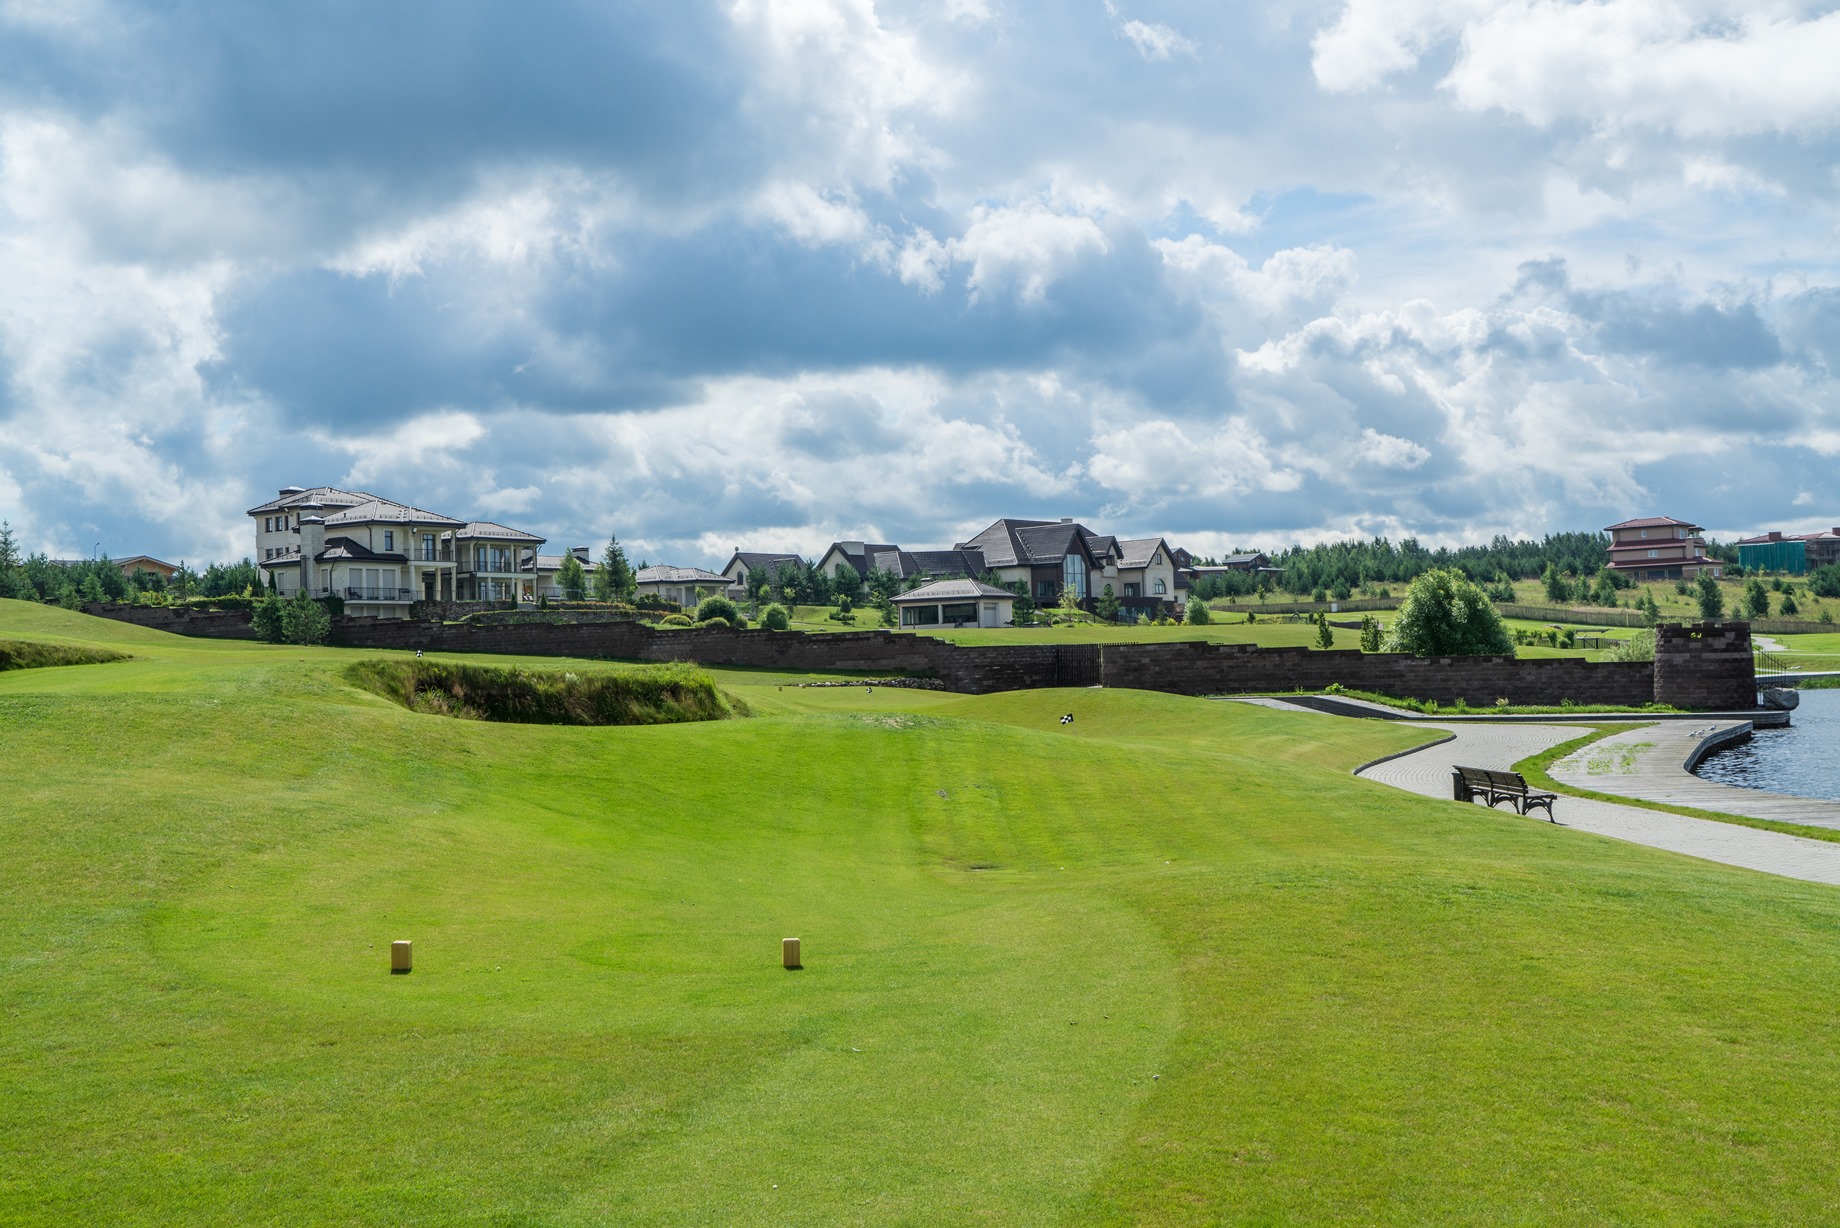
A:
[
  {"xmin": 724, "ymin": 551, "xmax": 806, "ymax": 574},
  {"xmin": 821, "ymin": 543, "xmax": 901, "ymax": 576},
  {"xmin": 316, "ymin": 536, "xmax": 408, "ymax": 563},
  {"xmin": 1113, "ymin": 537, "xmax": 1168, "ymax": 568}
]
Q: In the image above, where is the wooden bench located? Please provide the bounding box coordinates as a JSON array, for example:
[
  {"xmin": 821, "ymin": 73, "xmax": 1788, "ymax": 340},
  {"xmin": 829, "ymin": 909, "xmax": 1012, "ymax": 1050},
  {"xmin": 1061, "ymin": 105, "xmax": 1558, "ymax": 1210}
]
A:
[{"xmin": 1452, "ymin": 765, "xmax": 1557, "ymax": 821}]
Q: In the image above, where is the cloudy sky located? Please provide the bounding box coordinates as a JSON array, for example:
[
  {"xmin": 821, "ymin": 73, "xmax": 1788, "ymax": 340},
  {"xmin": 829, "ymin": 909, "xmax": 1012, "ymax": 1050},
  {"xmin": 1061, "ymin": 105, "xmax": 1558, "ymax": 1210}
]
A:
[{"xmin": 2, "ymin": 0, "xmax": 1837, "ymax": 568}]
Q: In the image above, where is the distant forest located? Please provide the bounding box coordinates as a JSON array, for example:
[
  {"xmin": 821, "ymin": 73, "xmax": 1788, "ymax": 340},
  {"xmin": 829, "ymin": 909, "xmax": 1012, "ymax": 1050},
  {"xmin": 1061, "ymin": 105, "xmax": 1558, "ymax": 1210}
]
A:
[{"xmin": 1192, "ymin": 532, "xmax": 1742, "ymax": 600}]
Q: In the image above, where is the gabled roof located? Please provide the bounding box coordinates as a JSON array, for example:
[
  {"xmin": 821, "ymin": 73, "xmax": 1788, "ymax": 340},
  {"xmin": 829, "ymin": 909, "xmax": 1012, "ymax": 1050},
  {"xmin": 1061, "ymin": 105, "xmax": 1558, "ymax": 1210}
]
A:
[
  {"xmin": 723, "ymin": 551, "xmax": 806, "ymax": 575},
  {"xmin": 114, "ymin": 555, "xmax": 177, "ymax": 572},
  {"xmin": 957, "ymin": 518, "xmax": 1106, "ymax": 568},
  {"xmin": 889, "ymin": 579, "xmax": 1017, "ymax": 603},
  {"xmin": 1605, "ymin": 516, "xmax": 1702, "ymax": 532},
  {"xmin": 246, "ymin": 486, "xmax": 379, "ymax": 516},
  {"xmin": 818, "ymin": 542, "xmax": 902, "ymax": 576},
  {"xmin": 637, "ymin": 565, "xmax": 730, "ymax": 585},
  {"xmin": 866, "ymin": 548, "xmax": 986, "ymax": 580},
  {"xmin": 323, "ymin": 499, "xmax": 466, "ymax": 530},
  {"xmin": 1113, "ymin": 537, "xmax": 1169, "ymax": 569}
]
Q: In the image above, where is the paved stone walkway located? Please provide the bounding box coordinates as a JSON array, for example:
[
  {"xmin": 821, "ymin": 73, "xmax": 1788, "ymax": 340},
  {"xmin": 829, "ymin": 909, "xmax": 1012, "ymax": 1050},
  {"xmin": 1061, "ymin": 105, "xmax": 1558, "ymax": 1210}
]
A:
[
  {"xmin": 1550, "ymin": 722, "xmax": 1840, "ymax": 829},
  {"xmin": 1353, "ymin": 720, "xmax": 1840, "ymax": 888}
]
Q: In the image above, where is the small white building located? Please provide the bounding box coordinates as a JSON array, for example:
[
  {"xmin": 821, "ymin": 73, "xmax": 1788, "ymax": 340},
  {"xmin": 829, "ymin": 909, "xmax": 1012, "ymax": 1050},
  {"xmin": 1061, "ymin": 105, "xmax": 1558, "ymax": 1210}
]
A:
[
  {"xmin": 635, "ymin": 565, "xmax": 732, "ymax": 609},
  {"xmin": 890, "ymin": 579, "xmax": 1016, "ymax": 629}
]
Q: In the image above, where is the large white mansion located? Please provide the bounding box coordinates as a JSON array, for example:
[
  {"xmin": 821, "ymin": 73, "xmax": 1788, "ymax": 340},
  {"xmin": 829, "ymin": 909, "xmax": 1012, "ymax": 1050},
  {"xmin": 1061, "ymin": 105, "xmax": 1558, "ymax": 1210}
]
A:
[{"xmin": 249, "ymin": 486, "xmax": 581, "ymax": 617}]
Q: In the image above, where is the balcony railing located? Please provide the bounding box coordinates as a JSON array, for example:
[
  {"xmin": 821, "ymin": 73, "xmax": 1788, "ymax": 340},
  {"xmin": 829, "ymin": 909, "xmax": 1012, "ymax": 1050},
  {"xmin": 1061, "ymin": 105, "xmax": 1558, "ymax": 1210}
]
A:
[{"xmin": 345, "ymin": 587, "xmax": 414, "ymax": 602}]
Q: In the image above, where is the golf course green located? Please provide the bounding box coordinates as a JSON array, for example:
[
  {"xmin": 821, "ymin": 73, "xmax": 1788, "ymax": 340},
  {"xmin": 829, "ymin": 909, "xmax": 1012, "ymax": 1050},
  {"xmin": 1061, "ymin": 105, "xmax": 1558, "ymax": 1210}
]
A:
[{"xmin": 6, "ymin": 598, "xmax": 1840, "ymax": 1224}]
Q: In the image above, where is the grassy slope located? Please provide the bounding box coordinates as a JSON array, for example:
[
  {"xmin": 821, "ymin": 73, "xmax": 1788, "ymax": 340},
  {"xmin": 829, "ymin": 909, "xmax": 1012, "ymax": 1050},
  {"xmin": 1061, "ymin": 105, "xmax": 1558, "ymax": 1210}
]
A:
[{"xmin": 8, "ymin": 600, "xmax": 1840, "ymax": 1223}]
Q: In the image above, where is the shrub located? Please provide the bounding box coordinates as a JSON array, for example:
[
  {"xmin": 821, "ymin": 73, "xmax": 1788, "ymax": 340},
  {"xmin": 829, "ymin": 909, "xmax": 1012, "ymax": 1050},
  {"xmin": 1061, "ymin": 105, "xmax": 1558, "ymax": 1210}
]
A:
[
  {"xmin": 1780, "ymin": 591, "xmax": 1800, "ymax": 617},
  {"xmin": 694, "ymin": 594, "xmax": 741, "ymax": 625},
  {"xmin": 1810, "ymin": 564, "xmax": 1840, "ymax": 600},
  {"xmin": 1610, "ymin": 630, "xmax": 1656, "ymax": 662},
  {"xmin": 760, "ymin": 603, "xmax": 791, "ymax": 631},
  {"xmin": 1745, "ymin": 578, "xmax": 1771, "ymax": 618},
  {"xmin": 1185, "ymin": 595, "xmax": 1211, "ymax": 625},
  {"xmin": 280, "ymin": 592, "xmax": 332, "ymax": 645},
  {"xmin": 1383, "ymin": 568, "xmax": 1514, "ymax": 657},
  {"xmin": 659, "ymin": 613, "xmax": 693, "ymax": 627},
  {"xmin": 1359, "ymin": 614, "xmax": 1382, "ymax": 653},
  {"xmin": 251, "ymin": 594, "xmax": 285, "ymax": 642},
  {"xmin": 346, "ymin": 659, "xmax": 739, "ymax": 725}
]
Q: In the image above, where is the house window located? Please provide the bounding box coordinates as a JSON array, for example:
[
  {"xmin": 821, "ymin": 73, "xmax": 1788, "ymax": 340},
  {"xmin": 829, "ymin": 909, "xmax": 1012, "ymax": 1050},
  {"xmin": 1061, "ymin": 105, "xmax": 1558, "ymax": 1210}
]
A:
[
  {"xmin": 1648, "ymin": 549, "xmax": 1659, "ymax": 558},
  {"xmin": 383, "ymin": 530, "xmax": 393, "ymax": 551},
  {"xmin": 1061, "ymin": 553, "xmax": 1087, "ymax": 598},
  {"xmin": 1640, "ymin": 529, "xmax": 1648, "ymax": 539},
  {"xmin": 1036, "ymin": 579, "xmax": 1055, "ymax": 600},
  {"xmin": 1153, "ymin": 578, "xmax": 1167, "ymax": 595},
  {"xmin": 1124, "ymin": 583, "xmax": 1141, "ymax": 597}
]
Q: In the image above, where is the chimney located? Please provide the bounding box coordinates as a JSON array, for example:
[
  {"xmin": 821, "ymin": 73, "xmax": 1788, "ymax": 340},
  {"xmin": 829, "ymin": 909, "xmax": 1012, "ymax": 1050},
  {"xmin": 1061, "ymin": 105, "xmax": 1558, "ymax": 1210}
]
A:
[
  {"xmin": 279, "ymin": 485, "xmax": 305, "ymax": 498},
  {"xmin": 571, "ymin": 546, "xmax": 590, "ymax": 563},
  {"xmin": 297, "ymin": 503, "xmax": 325, "ymax": 597},
  {"xmin": 1768, "ymin": 531, "xmax": 1783, "ymax": 541},
  {"xmin": 1060, "ymin": 517, "xmax": 1073, "ymax": 524},
  {"xmin": 841, "ymin": 540, "xmax": 865, "ymax": 555}
]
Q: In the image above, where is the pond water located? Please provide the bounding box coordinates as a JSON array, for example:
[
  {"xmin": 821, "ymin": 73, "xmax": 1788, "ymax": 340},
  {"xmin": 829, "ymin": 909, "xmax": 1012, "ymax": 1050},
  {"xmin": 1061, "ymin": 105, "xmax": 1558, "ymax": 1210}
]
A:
[{"xmin": 1695, "ymin": 688, "xmax": 1840, "ymax": 803}]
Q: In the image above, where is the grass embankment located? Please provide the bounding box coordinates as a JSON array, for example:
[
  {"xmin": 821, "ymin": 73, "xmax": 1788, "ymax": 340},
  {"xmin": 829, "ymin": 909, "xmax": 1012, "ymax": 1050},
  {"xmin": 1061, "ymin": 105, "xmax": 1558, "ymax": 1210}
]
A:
[
  {"xmin": 0, "ymin": 638, "xmax": 128, "ymax": 671},
  {"xmin": 15, "ymin": 598, "xmax": 1840, "ymax": 1221},
  {"xmin": 346, "ymin": 658, "xmax": 744, "ymax": 725}
]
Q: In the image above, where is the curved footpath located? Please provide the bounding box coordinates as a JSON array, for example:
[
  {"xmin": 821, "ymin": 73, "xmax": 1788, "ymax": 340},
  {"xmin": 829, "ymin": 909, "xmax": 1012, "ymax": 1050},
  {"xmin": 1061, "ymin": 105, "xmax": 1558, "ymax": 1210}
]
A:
[{"xmin": 1307, "ymin": 709, "xmax": 1840, "ymax": 888}]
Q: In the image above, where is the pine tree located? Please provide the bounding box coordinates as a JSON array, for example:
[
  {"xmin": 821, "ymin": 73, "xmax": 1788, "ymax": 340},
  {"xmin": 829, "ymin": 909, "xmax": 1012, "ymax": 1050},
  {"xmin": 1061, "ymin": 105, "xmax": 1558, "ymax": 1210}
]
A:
[
  {"xmin": 1695, "ymin": 572, "xmax": 1724, "ymax": 621},
  {"xmin": 1315, "ymin": 612, "xmax": 1334, "ymax": 649},
  {"xmin": 596, "ymin": 534, "xmax": 635, "ymax": 602}
]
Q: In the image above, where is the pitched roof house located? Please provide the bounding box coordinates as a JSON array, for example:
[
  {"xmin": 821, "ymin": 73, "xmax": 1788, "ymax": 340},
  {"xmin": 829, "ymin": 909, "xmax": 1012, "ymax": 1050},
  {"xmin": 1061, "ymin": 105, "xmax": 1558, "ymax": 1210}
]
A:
[
  {"xmin": 1604, "ymin": 516, "xmax": 1723, "ymax": 581},
  {"xmin": 248, "ymin": 486, "xmax": 549, "ymax": 616}
]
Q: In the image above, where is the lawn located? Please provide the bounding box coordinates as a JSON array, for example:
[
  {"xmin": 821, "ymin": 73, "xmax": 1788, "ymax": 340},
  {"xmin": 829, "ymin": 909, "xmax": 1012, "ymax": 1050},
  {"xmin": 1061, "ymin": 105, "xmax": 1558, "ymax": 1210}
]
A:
[{"xmin": 9, "ymin": 598, "xmax": 1840, "ymax": 1223}]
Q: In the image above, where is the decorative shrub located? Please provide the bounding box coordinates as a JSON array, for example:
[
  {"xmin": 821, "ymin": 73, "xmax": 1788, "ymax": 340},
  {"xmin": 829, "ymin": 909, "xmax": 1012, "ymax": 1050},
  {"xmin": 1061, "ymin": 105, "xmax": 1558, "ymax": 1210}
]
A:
[
  {"xmin": 760, "ymin": 603, "xmax": 791, "ymax": 631},
  {"xmin": 694, "ymin": 594, "xmax": 742, "ymax": 626},
  {"xmin": 659, "ymin": 613, "xmax": 693, "ymax": 627}
]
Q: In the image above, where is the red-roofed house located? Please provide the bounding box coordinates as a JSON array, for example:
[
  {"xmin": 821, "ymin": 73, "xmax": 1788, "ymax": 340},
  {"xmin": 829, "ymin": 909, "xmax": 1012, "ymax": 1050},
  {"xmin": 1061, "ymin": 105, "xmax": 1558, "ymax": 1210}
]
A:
[{"xmin": 1604, "ymin": 516, "xmax": 1723, "ymax": 582}]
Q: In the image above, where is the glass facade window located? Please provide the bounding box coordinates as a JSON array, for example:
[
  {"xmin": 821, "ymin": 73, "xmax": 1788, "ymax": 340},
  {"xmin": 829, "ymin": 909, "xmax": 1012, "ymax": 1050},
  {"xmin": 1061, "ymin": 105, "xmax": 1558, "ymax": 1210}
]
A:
[
  {"xmin": 1061, "ymin": 553, "xmax": 1087, "ymax": 597},
  {"xmin": 902, "ymin": 605, "xmax": 941, "ymax": 626},
  {"xmin": 941, "ymin": 602, "xmax": 977, "ymax": 623}
]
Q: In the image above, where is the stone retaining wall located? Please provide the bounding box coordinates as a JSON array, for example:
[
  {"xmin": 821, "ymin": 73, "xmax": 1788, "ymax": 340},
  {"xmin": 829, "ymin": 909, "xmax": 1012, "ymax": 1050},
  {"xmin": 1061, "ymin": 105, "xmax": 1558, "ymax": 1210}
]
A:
[
  {"xmin": 79, "ymin": 602, "xmax": 1755, "ymax": 708},
  {"xmin": 81, "ymin": 603, "xmax": 258, "ymax": 639}
]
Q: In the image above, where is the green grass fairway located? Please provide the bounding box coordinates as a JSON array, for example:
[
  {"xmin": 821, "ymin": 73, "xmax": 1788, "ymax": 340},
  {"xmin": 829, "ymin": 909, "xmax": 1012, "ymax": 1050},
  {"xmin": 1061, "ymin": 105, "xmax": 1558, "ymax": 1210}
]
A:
[{"xmin": 10, "ymin": 600, "xmax": 1840, "ymax": 1223}]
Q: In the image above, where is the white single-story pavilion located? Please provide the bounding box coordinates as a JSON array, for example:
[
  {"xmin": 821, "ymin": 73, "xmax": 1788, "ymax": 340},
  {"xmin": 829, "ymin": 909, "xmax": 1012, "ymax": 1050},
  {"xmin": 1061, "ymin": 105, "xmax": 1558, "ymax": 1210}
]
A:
[
  {"xmin": 635, "ymin": 565, "xmax": 732, "ymax": 609},
  {"xmin": 891, "ymin": 579, "xmax": 1016, "ymax": 628}
]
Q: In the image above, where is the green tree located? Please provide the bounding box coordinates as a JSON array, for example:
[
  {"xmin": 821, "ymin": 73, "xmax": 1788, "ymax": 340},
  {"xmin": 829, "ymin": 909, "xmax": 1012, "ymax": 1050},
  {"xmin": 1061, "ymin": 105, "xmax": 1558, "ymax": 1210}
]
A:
[
  {"xmin": 1058, "ymin": 583, "xmax": 1083, "ymax": 616},
  {"xmin": 1005, "ymin": 582, "xmax": 1035, "ymax": 624},
  {"xmin": 557, "ymin": 553, "xmax": 588, "ymax": 601},
  {"xmin": 251, "ymin": 593, "xmax": 285, "ymax": 642},
  {"xmin": 1184, "ymin": 594, "xmax": 1211, "ymax": 625},
  {"xmin": 1780, "ymin": 590, "xmax": 1800, "ymax": 617},
  {"xmin": 1592, "ymin": 569, "xmax": 1618, "ymax": 606},
  {"xmin": 1695, "ymin": 572, "xmax": 1724, "ymax": 621},
  {"xmin": 1096, "ymin": 583, "xmax": 1120, "ymax": 622},
  {"xmin": 1744, "ymin": 578, "xmax": 1771, "ymax": 618},
  {"xmin": 1359, "ymin": 614, "xmax": 1382, "ymax": 653},
  {"xmin": 1315, "ymin": 612, "xmax": 1334, "ymax": 649},
  {"xmin": 745, "ymin": 563, "xmax": 772, "ymax": 606},
  {"xmin": 1812, "ymin": 564, "xmax": 1840, "ymax": 599},
  {"xmin": 760, "ymin": 602, "xmax": 791, "ymax": 631},
  {"xmin": 596, "ymin": 534, "xmax": 636, "ymax": 602},
  {"xmin": 1637, "ymin": 588, "xmax": 1661, "ymax": 627},
  {"xmin": 1384, "ymin": 568, "xmax": 1514, "ymax": 657},
  {"xmin": 1541, "ymin": 563, "xmax": 1573, "ymax": 604},
  {"xmin": 831, "ymin": 563, "xmax": 863, "ymax": 600},
  {"xmin": 0, "ymin": 521, "xmax": 25, "ymax": 599}
]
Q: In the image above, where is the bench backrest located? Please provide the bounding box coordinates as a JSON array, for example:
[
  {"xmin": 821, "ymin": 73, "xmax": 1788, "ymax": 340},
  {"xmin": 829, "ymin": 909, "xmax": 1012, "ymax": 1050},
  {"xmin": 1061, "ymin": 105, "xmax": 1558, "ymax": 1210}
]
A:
[{"xmin": 1455, "ymin": 765, "xmax": 1531, "ymax": 793}]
